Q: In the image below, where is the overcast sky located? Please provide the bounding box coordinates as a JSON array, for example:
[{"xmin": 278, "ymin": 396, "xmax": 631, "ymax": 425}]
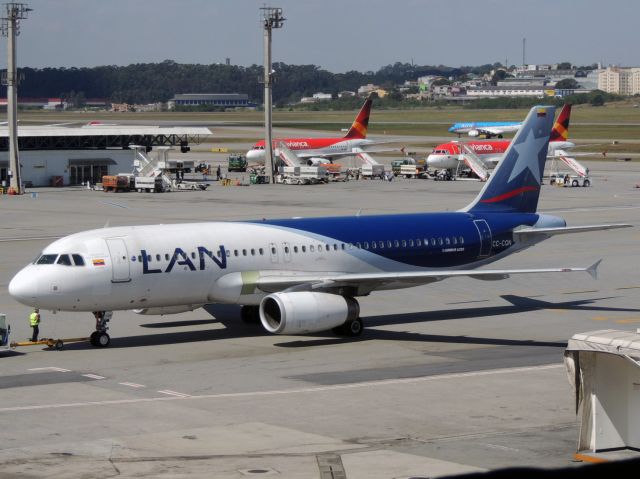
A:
[{"xmin": 3, "ymin": 0, "xmax": 638, "ymax": 72}]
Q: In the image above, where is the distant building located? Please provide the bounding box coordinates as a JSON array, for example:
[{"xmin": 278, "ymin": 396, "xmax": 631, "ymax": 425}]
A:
[
  {"xmin": 466, "ymin": 86, "xmax": 550, "ymax": 98},
  {"xmin": 312, "ymin": 92, "xmax": 332, "ymax": 101},
  {"xmin": 598, "ymin": 67, "xmax": 640, "ymax": 95},
  {"xmin": 168, "ymin": 93, "xmax": 251, "ymax": 110},
  {"xmin": 0, "ymin": 97, "xmax": 107, "ymax": 110}
]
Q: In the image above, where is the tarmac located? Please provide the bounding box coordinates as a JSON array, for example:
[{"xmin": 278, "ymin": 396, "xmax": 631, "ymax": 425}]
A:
[{"xmin": 0, "ymin": 156, "xmax": 639, "ymax": 478}]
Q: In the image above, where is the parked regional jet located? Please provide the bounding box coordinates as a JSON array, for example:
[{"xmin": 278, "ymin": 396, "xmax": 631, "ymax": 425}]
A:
[
  {"xmin": 246, "ymin": 95, "xmax": 391, "ymax": 165},
  {"xmin": 448, "ymin": 120, "xmax": 522, "ymax": 138},
  {"xmin": 429, "ymin": 105, "xmax": 574, "ymax": 171},
  {"xmin": 9, "ymin": 106, "xmax": 630, "ymax": 347}
]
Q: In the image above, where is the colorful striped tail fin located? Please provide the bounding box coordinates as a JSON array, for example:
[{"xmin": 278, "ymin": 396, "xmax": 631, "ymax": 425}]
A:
[
  {"xmin": 344, "ymin": 95, "xmax": 372, "ymax": 139},
  {"xmin": 550, "ymin": 103, "xmax": 571, "ymax": 142}
]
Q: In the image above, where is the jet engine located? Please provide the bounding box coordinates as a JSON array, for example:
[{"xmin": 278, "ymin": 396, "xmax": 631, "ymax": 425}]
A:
[
  {"xmin": 468, "ymin": 129, "xmax": 480, "ymax": 137},
  {"xmin": 307, "ymin": 157, "xmax": 330, "ymax": 166},
  {"xmin": 259, "ymin": 292, "xmax": 359, "ymax": 335},
  {"xmin": 133, "ymin": 304, "xmax": 204, "ymax": 315}
]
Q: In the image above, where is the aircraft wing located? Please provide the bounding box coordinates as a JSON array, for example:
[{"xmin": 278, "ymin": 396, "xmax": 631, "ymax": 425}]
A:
[
  {"xmin": 295, "ymin": 145, "xmax": 401, "ymax": 160},
  {"xmin": 514, "ymin": 224, "xmax": 632, "ymax": 240},
  {"xmin": 254, "ymin": 261, "xmax": 601, "ymax": 295}
]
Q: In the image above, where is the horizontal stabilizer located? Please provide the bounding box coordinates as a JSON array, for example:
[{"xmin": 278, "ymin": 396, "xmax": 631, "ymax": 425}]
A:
[{"xmin": 514, "ymin": 224, "xmax": 632, "ymax": 237}]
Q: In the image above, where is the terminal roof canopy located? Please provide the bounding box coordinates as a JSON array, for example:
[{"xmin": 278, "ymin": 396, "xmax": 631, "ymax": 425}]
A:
[{"xmin": 0, "ymin": 125, "xmax": 211, "ymax": 150}]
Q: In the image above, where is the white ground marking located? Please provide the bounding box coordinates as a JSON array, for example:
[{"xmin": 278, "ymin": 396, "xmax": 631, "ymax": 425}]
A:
[
  {"xmin": 1, "ymin": 364, "xmax": 565, "ymax": 413},
  {"xmin": 82, "ymin": 374, "xmax": 106, "ymax": 380},
  {"xmin": 158, "ymin": 390, "xmax": 192, "ymax": 398},
  {"xmin": 27, "ymin": 367, "xmax": 71, "ymax": 372},
  {"xmin": 119, "ymin": 382, "xmax": 146, "ymax": 388}
]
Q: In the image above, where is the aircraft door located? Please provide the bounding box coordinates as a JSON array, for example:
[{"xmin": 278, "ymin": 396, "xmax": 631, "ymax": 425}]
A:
[
  {"xmin": 473, "ymin": 219, "xmax": 492, "ymax": 257},
  {"xmin": 106, "ymin": 238, "xmax": 131, "ymax": 283},
  {"xmin": 269, "ymin": 242, "xmax": 279, "ymax": 263}
]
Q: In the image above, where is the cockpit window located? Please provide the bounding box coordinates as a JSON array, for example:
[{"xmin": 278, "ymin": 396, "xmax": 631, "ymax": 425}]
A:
[
  {"xmin": 36, "ymin": 254, "xmax": 58, "ymax": 265},
  {"xmin": 72, "ymin": 254, "xmax": 85, "ymax": 266},
  {"xmin": 57, "ymin": 254, "xmax": 72, "ymax": 266}
]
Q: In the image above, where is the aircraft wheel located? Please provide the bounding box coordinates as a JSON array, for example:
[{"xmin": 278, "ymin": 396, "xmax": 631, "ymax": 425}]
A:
[
  {"xmin": 90, "ymin": 331, "xmax": 99, "ymax": 346},
  {"xmin": 334, "ymin": 318, "xmax": 363, "ymax": 337},
  {"xmin": 54, "ymin": 340, "xmax": 64, "ymax": 350},
  {"xmin": 96, "ymin": 332, "xmax": 110, "ymax": 347}
]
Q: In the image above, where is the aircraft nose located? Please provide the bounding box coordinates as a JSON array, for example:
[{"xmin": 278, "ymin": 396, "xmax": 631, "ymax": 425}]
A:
[
  {"xmin": 246, "ymin": 149, "xmax": 263, "ymax": 162},
  {"xmin": 8, "ymin": 268, "xmax": 39, "ymax": 306}
]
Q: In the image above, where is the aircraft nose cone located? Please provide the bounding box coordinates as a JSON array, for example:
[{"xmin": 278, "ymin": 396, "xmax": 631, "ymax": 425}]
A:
[
  {"xmin": 8, "ymin": 269, "xmax": 38, "ymax": 306},
  {"xmin": 246, "ymin": 149, "xmax": 263, "ymax": 162}
]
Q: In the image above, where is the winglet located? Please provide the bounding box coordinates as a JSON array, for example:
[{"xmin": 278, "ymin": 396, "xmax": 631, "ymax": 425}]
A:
[{"xmin": 586, "ymin": 259, "xmax": 602, "ymax": 280}]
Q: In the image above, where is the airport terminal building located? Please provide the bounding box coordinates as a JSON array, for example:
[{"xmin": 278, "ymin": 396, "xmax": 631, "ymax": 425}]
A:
[{"xmin": 0, "ymin": 126, "xmax": 210, "ymax": 187}]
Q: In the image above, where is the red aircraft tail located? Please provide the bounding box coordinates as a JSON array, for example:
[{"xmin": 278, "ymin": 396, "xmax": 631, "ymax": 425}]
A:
[
  {"xmin": 343, "ymin": 95, "xmax": 372, "ymax": 139},
  {"xmin": 550, "ymin": 104, "xmax": 572, "ymax": 142}
]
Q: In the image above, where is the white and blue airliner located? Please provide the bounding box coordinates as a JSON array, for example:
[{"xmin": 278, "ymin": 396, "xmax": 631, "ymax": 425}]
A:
[
  {"xmin": 448, "ymin": 120, "xmax": 522, "ymax": 138},
  {"xmin": 9, "ymin": 106, "xmax": 629, "ymax": 347}
]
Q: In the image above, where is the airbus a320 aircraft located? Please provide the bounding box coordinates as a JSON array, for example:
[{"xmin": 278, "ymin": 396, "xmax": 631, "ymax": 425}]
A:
[
  {"xmin": 9, "ymin": 106, "xmax": 630, "ymax": 347},
  {"xmin": 448, "ymin": 120, "xmax": 522, "ymax": 138},
  {"xmin": 246, "ymin": 95, "xmax": 390, "ymax": 165}
]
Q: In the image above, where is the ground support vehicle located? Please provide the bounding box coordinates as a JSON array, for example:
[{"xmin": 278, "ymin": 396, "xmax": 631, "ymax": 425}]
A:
[{"xmin": 135, "ymin": 176, "xmax": 165, "ymax": 193}]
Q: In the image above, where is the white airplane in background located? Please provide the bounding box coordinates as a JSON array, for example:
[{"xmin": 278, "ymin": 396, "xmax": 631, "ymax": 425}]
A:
[
  {"xmin": 448, "ymin": 121, "xmax": 522, "ymax": 138},
  {"xmin": 8, "ymin": 106, "xmax": 630, "ymax": 347}
]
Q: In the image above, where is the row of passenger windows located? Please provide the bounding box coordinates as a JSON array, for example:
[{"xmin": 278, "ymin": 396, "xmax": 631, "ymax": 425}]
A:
[
  {"xmin": 140, "ymin": 236, "xmax": 466, "ymax": 263},
  {"xmin": 35, "ymin": 253, "xmax": 85, "ymax": 266}
]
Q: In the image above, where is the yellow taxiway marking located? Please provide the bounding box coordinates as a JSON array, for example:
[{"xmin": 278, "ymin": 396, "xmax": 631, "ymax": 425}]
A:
[
  {"xmin": 591, "ymin": 316, "xmax": 610, "ymax": 321},
  {"xmin": 614, "ymin": 318, "xmax": 640, "ymax": 324}
]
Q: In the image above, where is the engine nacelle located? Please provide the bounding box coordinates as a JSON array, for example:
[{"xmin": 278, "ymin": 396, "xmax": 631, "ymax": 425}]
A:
[
  {"xmin": 133, "ymin": 304, "xmax": 203, "ymax": 315},
  {"xmin": 307, "ymin": 157, "xmax": 329, "ymax": 166},
  {"xmin": 259, "ymin": 292, "xmax": 359, "ymax": 335},
  {"xmin": 468, "ymin": 129, "xmax": 480, "ymax": 137}
]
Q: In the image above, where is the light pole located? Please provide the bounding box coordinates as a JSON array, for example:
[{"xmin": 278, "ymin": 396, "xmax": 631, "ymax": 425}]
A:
[
  {"xmin": 1, "ymin": 2, "xmax": 32, "ymax": 194},
  {"xmin": 260, "ymin": 6, "xmax": 285, "ymax": 184}
]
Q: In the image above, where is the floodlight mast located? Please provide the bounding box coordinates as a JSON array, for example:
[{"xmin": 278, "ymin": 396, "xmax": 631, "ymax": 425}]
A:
[
  {"xmin": 1, "ymin": 3, "xmax": 32, "ymax": 194},
  {"xmin": 261, "ymin": 6, "xmax": 285, "ymax": 184}
]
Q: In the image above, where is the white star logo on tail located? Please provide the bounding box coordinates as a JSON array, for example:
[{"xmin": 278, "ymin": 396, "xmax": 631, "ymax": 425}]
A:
[{"xmin": 507, "ymin": 128, "xmax": 549, "ymax": 184}]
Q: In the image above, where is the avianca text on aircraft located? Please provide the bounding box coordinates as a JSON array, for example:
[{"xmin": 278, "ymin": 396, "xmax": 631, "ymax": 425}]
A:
[
  {"xmin": 9, "ymin": 106, "xmax": 630, "ymax": 347},
  {"xmin": 246, "ymin": 95, "xmax": 384, "ymax": 165},
  {"xmin": 429, "ymin": 104, "xmax": 575, "ymax": 171},
  {"xmin": 448, "ymin": 120, "xmax": 522, "ymax": 138}
]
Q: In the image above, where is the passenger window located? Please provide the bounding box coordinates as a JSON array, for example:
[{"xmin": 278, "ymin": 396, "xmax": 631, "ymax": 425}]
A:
[
  {"xmin": 226, "ymin": 250, "xmax": 231, "ymax": 257},
  {"xmin": 363, "ymin": 242, "xmax": 369, "ymax": 249},
  {"xmin": 165, "ymin": 254, "xmax": 170, "ymax": 260},
  {"xmin": 251, "ymin": 249, "xmax": 255, "ymax": 256},
  {"xmin": 371, "ymin": 242, "xmax": 377, "ymax": 249},
  {"xmin": 452, "ymin": 237, "xmax": 457, "ymax": 245},
  {"xmin": 386, "ymin": 241, "xmax": 392, "ymax": 248},
  {"xmin": 409, "ymin": 239, "xmax": 414, "ymax": 247},
  {"xmin": 401, "ymin": 240, "xmax": 407, "ymax": 247},
  {"xmin": 416, "ymin": 239, "xmax": 422, "ymax": 246},
  {"xmin": 341, "ymin": 243, "xmax": 345, "ymax": 250},
  {"xmin": 333, "ymin": 244, "xmax": 338, "ymax": 250},
  {"xmin": 271, "ymin": 247, "xmax": 276, "ymax": 255},
  {"xmin": 459, "ymin": 236, "xmax": 465, "ymax": 244},
  {"xmin": 234, "ymin": 250, "xmax": 239, "ymax": 256},
  {"xmin": 217, "ymin": 250, "xmax": 221, "ymax": 257},
  {"xmin": 431, "ymin": 238, "xmax": 436, "ymax": 246},
  {"xmin": 394, "ymin": 240, "xmax": 399, "ymax": 247},
  {"xmin": 72, "ymin": 254, "xmax": 85, "ymax": 266},
  {"xmin": 57, "ymin": 254, "xmax": 72, "ymax": 266},
  {"xmin": 302, "ymin": 246, "xmax": 307, "ymax": 253},
  {"xmin": 445, "ymin": 237, "xmax": 450, "ymax": 245},
  {"xmin": 310, "ymin": 245, "xmax": 315, "ymax": 252},
  {"xmin": 356, "ymin": 242, "xmax": 361, "ymax": 249},
  {"xmin": 147, "ymin": 255, "xmax": 152, "ymax": 261},
  {"xmin": 138, "ymin": 255, "xmax": 142, "ymax": 262},
  {"xmin": 191, "ymin": 252, "xmax": 196, "ymax": 259},
  {"xmin": 259, "ymin": 248, "xmax": 264, "ymax": 255},
  {"xmin": 294, "ymin": 246, "xmax": 298, "ymax": 253},
  {"xmin": 156, "ymin": 254, "xmax": 161, "ymax": 261},
  {"xmin": 284, "ymin": 246, "xmax": 289, "ymax": 254},
  {"xmin": 37, "ymin": 254, "xmax": 58, "ymax": 265},
  {"xmin": 438, "ymin": 238, "xmax": 443, "ymax": 246},
  {"xmin": 242, "ymin": 249, "xmax": 247, "ymax": 256}
]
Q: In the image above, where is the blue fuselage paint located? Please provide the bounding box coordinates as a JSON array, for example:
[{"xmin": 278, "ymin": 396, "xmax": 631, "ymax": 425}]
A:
[{"xmin": 253, "ymin": 211, "xmax": 538, "ymax": 269}]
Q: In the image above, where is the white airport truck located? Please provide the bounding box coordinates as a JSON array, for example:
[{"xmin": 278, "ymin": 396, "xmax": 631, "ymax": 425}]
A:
[{"xmin": 134, "ymin": 176, "xmax": 166, "ymax": 193}]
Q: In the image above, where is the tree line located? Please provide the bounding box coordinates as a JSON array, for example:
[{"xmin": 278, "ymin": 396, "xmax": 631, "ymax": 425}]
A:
[{"xmin": 10, "ymin": 61, "xmax": 466, "ymax": 105}]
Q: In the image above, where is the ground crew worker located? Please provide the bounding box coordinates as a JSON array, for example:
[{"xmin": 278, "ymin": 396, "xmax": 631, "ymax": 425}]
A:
[{"xmin": 30, "ymin": 308, "xmax": 40, "ymax": 342}]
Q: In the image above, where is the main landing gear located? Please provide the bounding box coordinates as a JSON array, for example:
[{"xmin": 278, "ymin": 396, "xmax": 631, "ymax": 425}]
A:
[
  {"xmin": 90, "ymin": 311, "xmax": 113, "ymax": 347},
  {"xmin": 333, "ymin": 317, "xmax": 363, "ymax": 337}
]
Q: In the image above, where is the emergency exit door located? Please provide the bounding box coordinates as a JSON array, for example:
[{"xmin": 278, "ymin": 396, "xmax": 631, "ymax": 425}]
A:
[
  {"xmin": 473, "ymin": 219, "xmax": 492, "ymax": 258},
  {"xmin": 106, "ymin": 238, "xmax": 131, "ymax": 283}
]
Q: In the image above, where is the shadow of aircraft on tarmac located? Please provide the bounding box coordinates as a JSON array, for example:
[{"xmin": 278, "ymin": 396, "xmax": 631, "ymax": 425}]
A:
[{"xmin": 59, "ymin": 296, "xmax": 640, "ymax": 350}]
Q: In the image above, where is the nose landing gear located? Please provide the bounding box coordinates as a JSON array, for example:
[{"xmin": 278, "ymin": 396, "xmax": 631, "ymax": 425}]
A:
[{"xmin": 90, "ymin": 311, "xmax": 113, "ymax": 347}]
